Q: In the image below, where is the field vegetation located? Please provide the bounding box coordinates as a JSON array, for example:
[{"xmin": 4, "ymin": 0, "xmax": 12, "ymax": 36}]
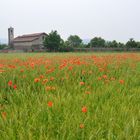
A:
[{"xmin": 0, "ymin": 53, "xmax": 140, "ymax": 140}]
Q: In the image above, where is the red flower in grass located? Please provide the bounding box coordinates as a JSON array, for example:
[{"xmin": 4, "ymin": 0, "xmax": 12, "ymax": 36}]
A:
[
  {"xmin": 8, "ymin": 80, "xmax": 13, "ymax": 86},
  {"xmin": 119, "ymin": 80, "xmax": 125, "ymax": 84},
  {"xmin": 42, "ymin": 79, "xmax": 48, "ymax": 84},
  {"xmin": 97, "ymin": 77, "xmax": 102, "ymax": 81},
  {"xmin": 1, "ymin": 112, "xmax": 7, "ymax": 120},
  {"xmin": 99, "ymin": 68, "xmax": 103, "ymax": 72},
  {"xmin": 82, "ymin": 106, "xmax": 87, "ymax": 113},
  {"xmin": 20, "ymin": 69, "xmax": 24, "ymax": 73},
  {"xmin": 13, "ymin": 85, "xmax": 17, "ymax": 89},
  {"xmin": 85, "ymin": 91, "xmax": 91, "ymax": 94},
  {"xmin": 48, "ymin": 101, "xmax": 53, "ymax": 107},
  {"xmin": 80, "ymin": 123, "xmax": 84, "ymax": 129},
  {"xmin": 22, "ymin": 75, "xmax": 26, "ymax": 79},
  {"xmin": 50, "ymin": 77, "xmax": 55, "ymax": 81},
  {"xmin": 80, "ymin": 82, "xmax": 85, "ymax": 86},
  {"xmin": 34, "ymin": 78, "xmax": 40, "ymax": 83},
  {"xmin": 68, "ymin": 66, "xmax": 73, "ymax": 71},
  {"xmin": 39, "ymin": 75, "xmax": 44, "ymax": 79},
  {"xmin": 102, "ymin": 75, "xmax": 108, "ymax": 79}
]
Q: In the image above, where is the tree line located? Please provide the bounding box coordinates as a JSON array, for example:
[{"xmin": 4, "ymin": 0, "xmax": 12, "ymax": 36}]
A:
[
  {"xmin": 0, "ymin": 30, "xmax": 140, "ymax": 51},
  {"xmin": 43, "ymin": 31, "xmax": 140, "ymax": 52},
  {"xmin": 0, "ymin": 44, "xmax": 8, "ymax": 50}
]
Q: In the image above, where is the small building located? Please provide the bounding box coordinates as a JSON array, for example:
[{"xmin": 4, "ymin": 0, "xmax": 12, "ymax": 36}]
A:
[{"xmin": 8, "ymin": 27, "xmax": 47, "ymax": 51}]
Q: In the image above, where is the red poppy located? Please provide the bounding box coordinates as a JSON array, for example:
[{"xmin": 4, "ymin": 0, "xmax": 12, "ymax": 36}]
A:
[
  {"xmin": 42, "ymin": 79, "xmax": 48, "ymax": 84},
  {"xmin": 13, "ymin": 85, "xmax": 17, "ymax": 89},
  {"xmin": 80, "ymin": 82, "xmax": 85, "ymax": 86},
  {"xmin": 50, "ymin": 77, "xmax": 55, "ymax": 81},
  {"xmin": 40, "ymin": 75, "xmax": 43, "ymax": 79},
  {"xmin": 1, "ymin": 112, "xmax": 7, "ymax": 120},
  {"xmin": 68, "ymin": 66, "xmax": 73, "ymax": 71},
  {"xmin": 48, "ymin": 101, "xmax": 53, "ymax": 107},
  {"xmin": 0, "ymin": 64, "xmax": 4, "ymax": 69},
  {"xmin": 34, "ymin": 78, "xmax": 40, "ymax": 83},
  {"xmin": 102, "ymin": 75, "xmax": 108, "ymax": 79},
  {"xmin": 8, "ymin": 80, "xmax": 12, "ymax": 86},
  {"xmin": 97, "ymin": 77, "xmax": 102, "ymax": 81},
  {"xmin": 99, "ymin": 68, "xmax": 103, "ymax": 71},
  {"xmin": 85, "ymin": 91, "xmax": 91, "ymax": 94},
  {"xmin": 59, "ymin": 63, "xmax": 67, "ymax": 69},
  {"xmin": 20, "ymin": 69, "xmax": 24, "ymax": 73},
  {"xmin": 82, "ymin": 70, "xmax": 85, "ymax": 75},
  {"xmin": 22, "ymin": 75, "xmax": 26, "ymax": 78},
  {"xmin": 119, "ymin": 80, "xmax": 124, "ymax": 84},
  {"xmin": 82, "ymin": 106, "xmax": 87, "ymax": 113},
  {"xmin": 80, "ymin": 123, "xmax": 84, "ymax": 129}
]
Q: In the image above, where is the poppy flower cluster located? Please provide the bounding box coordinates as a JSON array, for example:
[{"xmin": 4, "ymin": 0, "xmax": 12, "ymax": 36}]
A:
[
  {"xmin": 0, "ymin": 52, "xmax": 139, "ymax": 135},
  {"xmin": 8, "ymin": 80, "xmax": 17, "ymax": 89}
]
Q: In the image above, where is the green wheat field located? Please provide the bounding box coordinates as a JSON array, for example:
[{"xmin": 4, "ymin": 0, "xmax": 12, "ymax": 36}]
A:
[{"xmin": 0, "ymin": 53, "xmax": 140, "ymax": 140}]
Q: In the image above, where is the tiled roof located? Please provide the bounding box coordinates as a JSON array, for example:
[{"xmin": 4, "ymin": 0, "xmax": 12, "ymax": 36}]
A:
[{"xmin": 13, "ymin": 32, "xmax": 47, "ymax": 42}]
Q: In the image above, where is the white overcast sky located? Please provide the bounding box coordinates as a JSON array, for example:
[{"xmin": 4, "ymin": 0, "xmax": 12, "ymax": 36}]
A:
[{"xmin": 0, "ymin": 0, "xmax": 140, "ymax": 42}]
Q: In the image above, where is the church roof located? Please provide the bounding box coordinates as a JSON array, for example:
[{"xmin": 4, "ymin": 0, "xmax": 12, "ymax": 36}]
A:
[{"xmin": 13, "ymin": 32, "xmax": 47, "ymax": 42}]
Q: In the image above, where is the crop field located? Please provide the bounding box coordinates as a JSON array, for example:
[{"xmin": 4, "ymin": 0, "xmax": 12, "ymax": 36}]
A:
[{"xmin": 0, "ymin": 53, "xmax": 140, "ymax": 140}]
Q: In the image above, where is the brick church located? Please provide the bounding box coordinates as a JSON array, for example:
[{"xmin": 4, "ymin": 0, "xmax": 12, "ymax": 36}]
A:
[{"xmin": 8, "ymin": 27, "xmax": 47, "ymax": 51}]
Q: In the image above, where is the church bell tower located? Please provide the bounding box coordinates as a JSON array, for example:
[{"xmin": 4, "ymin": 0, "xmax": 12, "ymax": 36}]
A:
[{"xmin": 8, "ymin": 27, "xmax": 14, "ymax": 46}]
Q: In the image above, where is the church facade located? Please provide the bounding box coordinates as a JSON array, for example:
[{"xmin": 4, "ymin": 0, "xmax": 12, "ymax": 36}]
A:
[{"xmin": 8, "ymin": 27, "xmax": 47, "ymax": 51}]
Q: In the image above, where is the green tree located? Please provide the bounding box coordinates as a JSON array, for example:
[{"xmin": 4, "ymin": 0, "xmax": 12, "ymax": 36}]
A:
[
  {"xmin": 58, "ymin": 40, "xmax": 70, "ymax": 52},
  {"xmin": 105, "ymin": 40, "xmax": 125, "ymax": 48},
  {"xmin": 118, "ymin": 42, "xmax": 125, "ymax": 48},
  {"xmin": 67, "ymin": 35, "xmax": 82, "ymax": 48},
  {"xmin": 44, "ymin": 31, "xmax": 62, "ymax": 51},
  {"xmin": 136, "ymin": 42, "xmax": 140, "ymax": 48},
  {"xmin": 90, "ymin": 37, "xmax": 105, "ymax": 47},
  {"xmin": 85, "ymin": 43, "xmax": 90, "ymax": 48},
  {"xmin": 110, "ymin": 40, "xmax": 118, "ymax": 48},
  {"xmin": 126, "ymin": 38, "xmax": 137, "ymax": 48},
  {"xmin": 107, "ymin": 40, "xmax": 119, "ymax": 48},
  {"xmin": 0, "ymin": 44, "xmax": 8, "ymax": 50}
]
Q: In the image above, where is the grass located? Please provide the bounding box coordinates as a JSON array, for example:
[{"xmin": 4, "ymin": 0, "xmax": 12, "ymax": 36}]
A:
[{"xmin": 0, "ymin": 53, "xmax": 140, "ymax": 140}]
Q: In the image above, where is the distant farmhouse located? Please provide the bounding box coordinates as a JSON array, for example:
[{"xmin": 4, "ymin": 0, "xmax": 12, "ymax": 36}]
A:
[{"xmin": 8, "ymin": 27, "xmax": 47, "ymax": 51}]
